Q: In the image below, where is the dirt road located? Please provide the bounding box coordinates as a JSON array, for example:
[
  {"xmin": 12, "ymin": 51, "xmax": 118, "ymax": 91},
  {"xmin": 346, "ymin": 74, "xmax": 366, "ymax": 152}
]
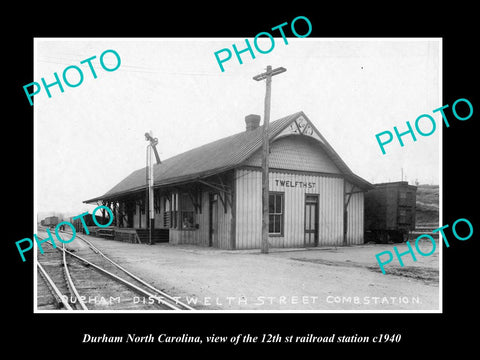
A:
[{"xmin": 63, "ymin": 236, "xmax": 440, "ymax": 312}]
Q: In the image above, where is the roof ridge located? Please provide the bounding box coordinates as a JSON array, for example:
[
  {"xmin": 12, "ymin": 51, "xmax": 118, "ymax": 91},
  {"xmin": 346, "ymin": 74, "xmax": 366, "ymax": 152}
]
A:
[
  {"xmin": 84, "ymin": 110, "xmax": 372, "ymax": 203},
  {"xmin": 153, "ymin": 111, "xmax": 304, "ymax": 166}
]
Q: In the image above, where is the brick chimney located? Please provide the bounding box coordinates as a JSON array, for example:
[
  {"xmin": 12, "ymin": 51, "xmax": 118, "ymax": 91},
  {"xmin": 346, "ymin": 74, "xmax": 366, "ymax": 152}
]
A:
[{"xmin": 245, "ymin": 114, "xmax": 261, "ymax": 131}]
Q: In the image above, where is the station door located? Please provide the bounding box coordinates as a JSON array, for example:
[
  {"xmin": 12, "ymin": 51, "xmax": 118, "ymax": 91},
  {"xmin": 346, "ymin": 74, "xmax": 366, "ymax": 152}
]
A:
[{"xmin": 304, "ymin": 195, "xmax": 318, "ymax": 247}]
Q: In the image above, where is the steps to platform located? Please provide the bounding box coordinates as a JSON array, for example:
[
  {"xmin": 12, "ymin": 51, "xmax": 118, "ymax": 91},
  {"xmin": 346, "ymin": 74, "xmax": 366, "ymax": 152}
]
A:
[{"xmin": 135, "ymin": 229, "xmax": 169, "ymax": 244}]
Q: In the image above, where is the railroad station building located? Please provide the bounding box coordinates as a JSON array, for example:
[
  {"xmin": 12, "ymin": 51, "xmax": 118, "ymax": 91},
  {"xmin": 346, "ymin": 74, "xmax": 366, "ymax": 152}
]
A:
[{"xmin": 84, "ymin": 111, "xmax": 373, "ymax": 249}]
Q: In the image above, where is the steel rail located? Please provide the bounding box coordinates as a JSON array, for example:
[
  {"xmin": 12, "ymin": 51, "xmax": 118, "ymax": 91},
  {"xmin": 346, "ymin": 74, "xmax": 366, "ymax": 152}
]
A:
[
  {"xmin": 76, "ymin": 234, "xmax": 195, "ymax": 311},
  {"xmin": 37, "ymin": 229, "xmax": 194, "ymax": 311},
  {"xmin": 37, "ymin": 262, "xmax": 73, "ymax": 310},
  {"xmin": 61, "ymin": 243, "xmax": 88, "ymax": 310},
  {"xmin": 62, "ymin": 247, "xmax": 181, "ymax": 310}
]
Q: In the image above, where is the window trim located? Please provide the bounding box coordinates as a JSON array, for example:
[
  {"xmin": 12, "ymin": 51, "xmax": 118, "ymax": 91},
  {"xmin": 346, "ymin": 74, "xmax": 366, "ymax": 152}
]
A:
[
  {"xmin": 268, "ymin": 191, "xmax": 284, "ymax": 236},
  {"xmin": 180, "ymin": 210, "xmax": 196, "ymax": 230},
  {"xmin": 179, "ymin": 192, "xmax": 197, "ymax": 230}
]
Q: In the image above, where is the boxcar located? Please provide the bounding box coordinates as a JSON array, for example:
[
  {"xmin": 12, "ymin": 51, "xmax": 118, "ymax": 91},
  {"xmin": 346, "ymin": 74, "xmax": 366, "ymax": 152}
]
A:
[
  {"xmin": 364, "ymin": 181, "xmax": 416, "ymax": 243},
  {"xmin": 42, "ymin": 216, "xmax": 59, "ymax": 228}
]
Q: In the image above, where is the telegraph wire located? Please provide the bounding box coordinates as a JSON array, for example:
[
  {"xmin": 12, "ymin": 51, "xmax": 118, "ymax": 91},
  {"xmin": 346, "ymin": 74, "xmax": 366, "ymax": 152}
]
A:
[{"xmin": 37, "ymin": 57, "xmax": 238, "ymax": 77}]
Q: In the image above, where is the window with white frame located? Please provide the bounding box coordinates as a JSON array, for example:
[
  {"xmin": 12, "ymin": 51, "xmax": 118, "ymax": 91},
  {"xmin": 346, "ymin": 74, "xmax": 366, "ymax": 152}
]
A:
[
  {"xmin": 269, "ymin": 192, "xmax": 284, "ymax": 235},
  {"xmin": 180, "ymin": 193, "xmax": 196, "ymax": 229}
]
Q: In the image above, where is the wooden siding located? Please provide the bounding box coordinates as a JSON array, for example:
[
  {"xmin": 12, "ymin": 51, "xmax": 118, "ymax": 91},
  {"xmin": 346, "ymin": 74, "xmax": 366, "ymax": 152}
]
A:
[
  {"xmin": 364, "ymin": 182, "xmax": 416, "ymax": 232},
  {"xmin": 243, "ymin": 135, "xmax": 341, "ymax": 174},
  {"xmin": 317, "ymin": 176, "xmax": 344, "ymax": 246},
  {"xmin": 216, "ymin": 195, "xmax": 233, "ymax": 249},
  {"xmin": 168, "ymin": 186, "xmax": 233, "ymax": 249},
  {"xmin": 235, "ymin": 168, "xmax": 345, "ymax": 249},
  {"xmin": 154, "ymin": 205, "xmax": 163, "ymax": 228},
  {"xmin": 346, "ymin": 190, "xmax": 364, "ymax": 245},
  {"xmin": 133, "ymin": 204, "xmax": 146, "ymax": 229},
  {"xmin": 235, "ymin": 169, "xmax": 262, "ymax": 249},
  {"xmin": 124, "ymin": 171, "xmax": 364, "ymax": 249},
  {"xmin": 169, "ymin": 191, "xmax": 209, "ymax": 247}
]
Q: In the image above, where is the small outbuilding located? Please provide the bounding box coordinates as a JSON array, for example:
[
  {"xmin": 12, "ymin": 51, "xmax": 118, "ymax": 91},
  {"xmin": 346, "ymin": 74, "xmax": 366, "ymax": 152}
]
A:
[{"xmin": 84, "ymin": 111, "xmax": 372, "ymax": 249}]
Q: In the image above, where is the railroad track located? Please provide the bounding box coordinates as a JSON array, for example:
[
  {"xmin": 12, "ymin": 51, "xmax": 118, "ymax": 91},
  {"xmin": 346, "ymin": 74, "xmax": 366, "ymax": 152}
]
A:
[
  {"xmin": 35, "ymin": 229, "xmax": 194, "ymax": 311},
  {"xmin": 37, "ymin": 247, "xmax": 74, "ymax": 310},
  {"xmin": 36, "ymin": 239, "xmax": 82, "ymax": 310}
]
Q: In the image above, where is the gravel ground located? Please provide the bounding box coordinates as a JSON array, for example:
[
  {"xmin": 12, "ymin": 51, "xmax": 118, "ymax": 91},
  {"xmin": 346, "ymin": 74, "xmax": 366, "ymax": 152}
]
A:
[{"xmin": 65, "ymin": 235, "xmax": 440, "ymax": 312}]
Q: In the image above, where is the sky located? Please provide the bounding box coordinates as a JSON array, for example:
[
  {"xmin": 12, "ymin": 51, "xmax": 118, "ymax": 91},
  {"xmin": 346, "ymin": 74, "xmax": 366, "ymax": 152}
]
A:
[{"xmin": 34, "ymin": 38, "xmax": 441, "ymax": 218}]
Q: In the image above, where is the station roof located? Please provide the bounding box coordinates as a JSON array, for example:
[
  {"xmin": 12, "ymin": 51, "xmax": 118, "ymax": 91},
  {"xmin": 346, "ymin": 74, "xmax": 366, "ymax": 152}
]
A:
[{"xmin": 84, "ymin": 111, "xmax": 372, "ymax": 203}]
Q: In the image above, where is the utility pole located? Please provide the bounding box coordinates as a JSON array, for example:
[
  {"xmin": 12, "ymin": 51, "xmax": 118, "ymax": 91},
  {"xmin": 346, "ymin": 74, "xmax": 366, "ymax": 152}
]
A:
[
  {"xmin": 253, "ymin": 65, "xmax": 286, "ymax": 254},
  {"xmin": 145, "ymin": 131, "xmax": 160, "ymax": 245}
]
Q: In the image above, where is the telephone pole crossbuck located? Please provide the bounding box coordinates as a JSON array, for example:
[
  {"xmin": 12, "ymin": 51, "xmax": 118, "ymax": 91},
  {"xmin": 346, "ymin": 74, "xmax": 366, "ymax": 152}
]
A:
[{"xmin": 253, "ymin": 65, "xmax": 286, "ymax": 254}]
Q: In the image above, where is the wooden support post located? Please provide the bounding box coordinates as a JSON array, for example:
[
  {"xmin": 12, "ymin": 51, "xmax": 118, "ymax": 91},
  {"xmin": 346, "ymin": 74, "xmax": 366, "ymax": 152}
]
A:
[
  {"xmin": 253, "ymin": 65, "xmax": 286, "ymax": 254},
  {"xmin": 343, "ymin": 183, "xmax": 356, "ymax": 245}
]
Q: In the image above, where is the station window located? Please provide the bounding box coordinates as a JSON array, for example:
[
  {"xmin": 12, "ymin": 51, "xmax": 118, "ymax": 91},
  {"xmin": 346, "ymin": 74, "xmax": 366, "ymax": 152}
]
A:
[
  {"xmin": 269, "ymin": 193, "xmax": 284, "ymax": 235},
  {"xmin": 180, "ymin": 193, "xmax": 196, "ymax": 229},
  {"xmin": 181, "ymin": 211, "xmax": 195, "ymax": 229}
]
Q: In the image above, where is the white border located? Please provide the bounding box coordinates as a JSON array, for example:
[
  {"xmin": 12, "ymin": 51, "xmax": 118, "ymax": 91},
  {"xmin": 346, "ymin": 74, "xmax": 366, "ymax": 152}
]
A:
[{"xmin": 33, "ymin": 37, "xmax": 443, "ymax": 314}]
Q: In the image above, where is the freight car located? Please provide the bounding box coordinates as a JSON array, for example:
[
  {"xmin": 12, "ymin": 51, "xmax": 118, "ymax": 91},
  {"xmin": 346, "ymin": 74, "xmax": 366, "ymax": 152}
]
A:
[
  {"xmin": 364, "ymin": 181, "xmax": 417, "ymax": 243},
  {"xmin": 70, "ymin": 213, "xmax": 94, "ymax": 233},
  {"xmin": 41, "ymin": 216, "xmax": 59, "ymax": 228},
  {"xmin": 70, "ymin": 212, "xmax": 111, "ymax": 234}
]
